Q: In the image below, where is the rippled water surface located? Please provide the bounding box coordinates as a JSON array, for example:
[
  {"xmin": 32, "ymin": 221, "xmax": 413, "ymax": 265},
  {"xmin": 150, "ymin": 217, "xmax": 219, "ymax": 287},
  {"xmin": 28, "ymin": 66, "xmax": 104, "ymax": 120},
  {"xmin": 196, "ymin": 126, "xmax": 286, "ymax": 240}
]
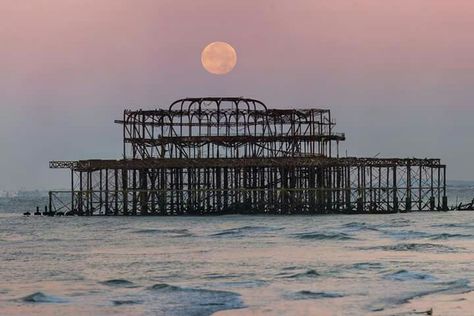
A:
[{"xmin": 0, "ymin": 212, "xmax": 473, "ymax": 315}]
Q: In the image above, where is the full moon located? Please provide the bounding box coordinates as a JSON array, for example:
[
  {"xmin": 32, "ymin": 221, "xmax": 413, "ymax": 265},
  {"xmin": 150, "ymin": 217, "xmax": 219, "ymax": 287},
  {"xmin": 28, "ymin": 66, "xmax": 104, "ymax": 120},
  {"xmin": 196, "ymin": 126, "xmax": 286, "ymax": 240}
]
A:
[{"xmin": 201, "ymin": 42, "xmax": 237, "ymax": 75}]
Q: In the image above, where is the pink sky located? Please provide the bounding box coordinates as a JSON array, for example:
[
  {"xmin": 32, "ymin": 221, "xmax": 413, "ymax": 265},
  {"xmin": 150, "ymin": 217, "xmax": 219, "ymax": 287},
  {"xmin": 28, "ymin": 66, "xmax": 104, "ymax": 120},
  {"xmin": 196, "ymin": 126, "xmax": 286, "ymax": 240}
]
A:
[{"xmin": 1, "ymin": 0, "xmax": 474, "ymax": 189}]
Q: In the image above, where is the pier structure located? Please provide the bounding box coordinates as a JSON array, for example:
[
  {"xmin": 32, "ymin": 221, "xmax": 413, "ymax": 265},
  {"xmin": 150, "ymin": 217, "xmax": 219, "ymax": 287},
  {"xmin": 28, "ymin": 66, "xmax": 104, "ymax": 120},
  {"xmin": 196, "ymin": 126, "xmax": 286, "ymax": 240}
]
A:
[{"xmin": 49, "ymin": 97, "xmax": 447, "ymax": 215}]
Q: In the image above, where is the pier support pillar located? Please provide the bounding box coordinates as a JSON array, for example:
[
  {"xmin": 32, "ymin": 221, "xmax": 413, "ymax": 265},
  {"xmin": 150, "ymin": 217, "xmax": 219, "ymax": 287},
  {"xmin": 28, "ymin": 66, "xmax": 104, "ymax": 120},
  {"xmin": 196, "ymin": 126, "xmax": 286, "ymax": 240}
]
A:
[
  {"xmin": 430, "ymin": 196, "xmax": 435, "ymax": 211},
  {"xmin": 405, "ymin": 197, "xmax": 412, "ymax": 212},
  {"xmin": 442, "ymin": 196, "xmax": 448, "ymax": 211}
]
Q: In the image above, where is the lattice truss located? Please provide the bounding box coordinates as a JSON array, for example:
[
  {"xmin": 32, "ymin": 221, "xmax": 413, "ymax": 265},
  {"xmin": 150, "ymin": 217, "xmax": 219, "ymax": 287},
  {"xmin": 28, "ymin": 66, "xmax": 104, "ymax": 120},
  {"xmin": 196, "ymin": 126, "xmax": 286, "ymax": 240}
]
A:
[{"xmin": 119, "ymin": 98, "xmax": 344, "ymax": 159}]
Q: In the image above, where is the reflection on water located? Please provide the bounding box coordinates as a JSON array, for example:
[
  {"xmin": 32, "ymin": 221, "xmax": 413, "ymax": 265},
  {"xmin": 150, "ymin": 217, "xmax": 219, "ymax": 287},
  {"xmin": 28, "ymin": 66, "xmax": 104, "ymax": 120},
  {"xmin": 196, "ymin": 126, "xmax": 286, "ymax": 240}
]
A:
[{"xmin": 0, "ymin": 212, "xmax": 473, "ymax": 315}]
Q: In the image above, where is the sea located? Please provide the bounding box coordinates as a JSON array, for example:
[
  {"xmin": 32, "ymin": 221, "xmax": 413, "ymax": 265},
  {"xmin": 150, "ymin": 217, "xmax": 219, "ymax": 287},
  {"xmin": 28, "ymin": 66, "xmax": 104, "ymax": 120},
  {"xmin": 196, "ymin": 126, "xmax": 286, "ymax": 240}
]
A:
[{"xmin": 0, "ymin": 182, "xmax": 473, "ymax": 316}]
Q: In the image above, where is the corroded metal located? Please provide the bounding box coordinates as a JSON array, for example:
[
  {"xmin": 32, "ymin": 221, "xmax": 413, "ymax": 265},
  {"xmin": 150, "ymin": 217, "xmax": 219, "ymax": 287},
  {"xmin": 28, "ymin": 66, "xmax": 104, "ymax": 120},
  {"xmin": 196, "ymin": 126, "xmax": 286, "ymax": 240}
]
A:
[{"xmin": 49, "ymin": 97, "xmax": 448, "ymax": 215}]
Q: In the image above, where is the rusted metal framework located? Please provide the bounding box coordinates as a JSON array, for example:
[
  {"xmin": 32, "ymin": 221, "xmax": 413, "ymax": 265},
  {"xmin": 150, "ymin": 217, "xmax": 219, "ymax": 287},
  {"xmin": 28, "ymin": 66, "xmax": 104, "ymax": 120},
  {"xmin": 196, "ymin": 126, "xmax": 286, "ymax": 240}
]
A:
[{"xmin": 49, "ymin": 97, "xmax": 447, "ymax": 215}]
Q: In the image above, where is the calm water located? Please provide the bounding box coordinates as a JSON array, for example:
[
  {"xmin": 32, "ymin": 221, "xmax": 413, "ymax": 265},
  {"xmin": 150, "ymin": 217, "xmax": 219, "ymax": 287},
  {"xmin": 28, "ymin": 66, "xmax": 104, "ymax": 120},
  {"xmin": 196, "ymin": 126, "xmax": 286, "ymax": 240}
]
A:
[{"xmin": 0, "ymin": 210, "xmax": 473, "ymax": 315}]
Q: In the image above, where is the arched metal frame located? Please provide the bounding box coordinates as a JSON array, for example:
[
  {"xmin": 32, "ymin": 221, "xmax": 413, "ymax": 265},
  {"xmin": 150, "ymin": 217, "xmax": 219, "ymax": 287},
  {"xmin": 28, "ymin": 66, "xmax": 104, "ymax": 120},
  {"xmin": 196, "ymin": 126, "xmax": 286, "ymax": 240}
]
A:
[{"xmin": 121, "ymin": 97, "xmax": 343, "ymax": 160}]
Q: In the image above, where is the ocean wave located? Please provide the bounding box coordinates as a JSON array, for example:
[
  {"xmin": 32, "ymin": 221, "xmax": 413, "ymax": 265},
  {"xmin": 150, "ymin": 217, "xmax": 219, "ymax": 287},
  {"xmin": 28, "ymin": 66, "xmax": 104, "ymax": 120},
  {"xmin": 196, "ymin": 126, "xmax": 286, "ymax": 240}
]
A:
[
  {"xmin": 112, "ymin": 299, "xmax": 143, "ymax": 306},
  {"xmin": 294, "ymin": 231, "xmax": 355, "ymax": 240},
  {"xmin": 441, "ymin": 278, "xmax": 471, "ymax": 290},
  {"xmin": 383, "ymin": 269, "xmax": 437, "ymax": 282},
  {"xmin": 148, "ymin": 283, "xmax": 242, "ymax": 297},
  {"xmin": 100, "ymin": 279, "xmax": 137, "ymax": 288},
  {"xmin": 286, "ymin": 290, "xmax": 344, "ymax": 300},
  {"xmin": 351, "ymin": 262, "xmax": 384, "ymax": 270},
  {"xmin": 381, "ymin": 230, "xmax": 473, "ymax": 241},
  {"xmin": 282, "ymin": 269, "xmax": 321, "ymax": 279},
  {"xmin": 389, "ymin": 218, "xmax": 412, "ymax": 226},
  {"xmin": 204, "ymin": 273, "xmax": 243, "ymax": 279},
  {"xmin": 376, "ymin": 278, "xmax": 472, "ymax": 310},
  {"xmin": 342, "ymin": 222, "xmax": 379, "ymax": 232},
  {"xmin": 211, "ymin": 226, "xmax": 283, "ymax": 237},
  {"xmin": 432, "ymin": 223, "xmax": 474, "ymax": 228},
  {"xmin": 366, "ymin": 243, "xmax": 461, "ymax": 253},
  {"xmin": 148, "ymin": 283, "xmax": 180, "ymax": 291},
  {"xmin": 380, "ymin": 230, "xmax": 431, "ymax": 240},
  {"xmin": 218, "ymin": 280, "xmax": 268, "ymax": 288},
  {"xmin": 428, "ymin": 233, "xmax": 473, "ymax": 240},
  {"xmin": 132, "ymin": 228, "xmax": 192, "ymax": 237},
  {"xmin": 146, "ymin": 283, "xmax": 244, "ymax": 315},
  {"xmin": 21, "ymin": 292, "xmax": 68, "ymax": 303}
]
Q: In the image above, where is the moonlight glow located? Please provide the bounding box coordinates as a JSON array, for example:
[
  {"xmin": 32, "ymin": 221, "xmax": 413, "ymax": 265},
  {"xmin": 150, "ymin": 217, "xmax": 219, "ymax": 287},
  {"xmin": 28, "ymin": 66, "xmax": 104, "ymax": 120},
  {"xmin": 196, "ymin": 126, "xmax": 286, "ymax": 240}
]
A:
[{"xmin": 201, "ymin": 42, "xmax": 237, "ymax": 75}]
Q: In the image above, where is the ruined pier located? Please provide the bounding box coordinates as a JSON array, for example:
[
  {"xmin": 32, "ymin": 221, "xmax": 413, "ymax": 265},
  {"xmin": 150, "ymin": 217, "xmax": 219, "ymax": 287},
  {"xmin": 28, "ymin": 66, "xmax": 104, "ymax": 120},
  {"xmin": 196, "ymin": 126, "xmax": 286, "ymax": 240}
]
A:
[{"xmin": 49, "ymin": 97, "xmax": 447, "ymax": 215}]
